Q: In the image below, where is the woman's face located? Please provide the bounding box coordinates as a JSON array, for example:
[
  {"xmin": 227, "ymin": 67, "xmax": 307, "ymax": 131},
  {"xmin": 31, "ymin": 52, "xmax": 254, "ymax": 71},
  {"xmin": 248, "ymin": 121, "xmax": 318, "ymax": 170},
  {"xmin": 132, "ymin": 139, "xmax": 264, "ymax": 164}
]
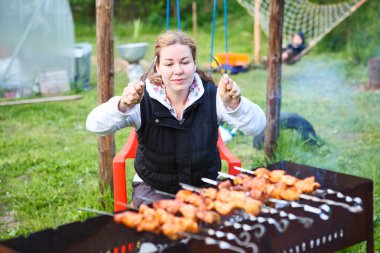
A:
[{"xmin": 156, "ymin": 43, "xmax": 196, "ymax": 94}]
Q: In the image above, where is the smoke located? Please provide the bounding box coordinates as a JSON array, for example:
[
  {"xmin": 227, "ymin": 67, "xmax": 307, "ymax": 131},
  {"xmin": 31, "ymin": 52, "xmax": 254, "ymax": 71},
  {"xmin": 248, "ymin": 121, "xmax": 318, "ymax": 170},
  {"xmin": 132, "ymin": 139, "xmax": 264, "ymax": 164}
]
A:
[{"xmin": 279, "ymin": 56, "xmax": 358, "ymax": 169}]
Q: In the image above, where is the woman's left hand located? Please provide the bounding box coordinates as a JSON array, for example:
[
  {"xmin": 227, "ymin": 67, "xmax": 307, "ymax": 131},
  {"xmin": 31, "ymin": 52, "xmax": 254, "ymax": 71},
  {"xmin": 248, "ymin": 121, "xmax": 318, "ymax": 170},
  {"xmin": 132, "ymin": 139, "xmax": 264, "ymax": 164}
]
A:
[{"xmin": 218, "ymin": 74, "xmax": 241, "ymax": 110}]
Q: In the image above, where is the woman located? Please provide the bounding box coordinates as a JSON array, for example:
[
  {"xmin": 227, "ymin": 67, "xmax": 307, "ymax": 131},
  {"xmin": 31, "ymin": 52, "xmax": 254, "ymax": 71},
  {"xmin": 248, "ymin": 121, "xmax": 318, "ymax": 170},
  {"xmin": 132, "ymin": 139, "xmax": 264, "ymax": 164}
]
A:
[{"xmin": 86, "ymin": 30, "xmax": 266, "ymax": 207}]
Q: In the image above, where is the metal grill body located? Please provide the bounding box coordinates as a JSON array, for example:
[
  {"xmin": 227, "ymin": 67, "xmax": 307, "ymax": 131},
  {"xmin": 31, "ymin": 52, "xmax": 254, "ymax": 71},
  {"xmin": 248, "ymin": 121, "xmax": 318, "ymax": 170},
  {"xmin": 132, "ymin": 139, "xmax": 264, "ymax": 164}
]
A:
[{"xmin": 0, "ymin": 161, "xmax": 373, "ymax": 253}]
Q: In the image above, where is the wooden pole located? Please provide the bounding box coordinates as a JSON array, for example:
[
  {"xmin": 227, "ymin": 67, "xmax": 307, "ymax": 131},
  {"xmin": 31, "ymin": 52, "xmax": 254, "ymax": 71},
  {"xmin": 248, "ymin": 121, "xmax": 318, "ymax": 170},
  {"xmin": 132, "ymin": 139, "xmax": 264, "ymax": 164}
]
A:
[
  {"xmin": 253, "ymin": 0, "xmax": 261, "ymax": 65},
  {"xmin": 264, "ymin": 0, "xmax": 284, "ymax": 158},
  {"xmin": 0, "ymin": 95, "xmax": 82, "ymax": 107},
  {"xmin": 192, "ymin": 1, "xmax": 197, "ymax": 38},
  {"xmin": 96, "ymin": 0, "xmax": 115, "ymax": 193}
]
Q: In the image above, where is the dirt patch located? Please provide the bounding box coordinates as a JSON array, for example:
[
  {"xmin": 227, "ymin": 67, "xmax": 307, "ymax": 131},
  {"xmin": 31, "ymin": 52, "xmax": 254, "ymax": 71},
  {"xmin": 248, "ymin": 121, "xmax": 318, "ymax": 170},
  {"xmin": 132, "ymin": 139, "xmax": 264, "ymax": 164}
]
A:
[
  {"xmin": 0, "ymin": 209, "xmax": 18, "ymax": 233},
  {"xmin": 0, "ymin": 211, "xmax": 16, "ymax": 224}
]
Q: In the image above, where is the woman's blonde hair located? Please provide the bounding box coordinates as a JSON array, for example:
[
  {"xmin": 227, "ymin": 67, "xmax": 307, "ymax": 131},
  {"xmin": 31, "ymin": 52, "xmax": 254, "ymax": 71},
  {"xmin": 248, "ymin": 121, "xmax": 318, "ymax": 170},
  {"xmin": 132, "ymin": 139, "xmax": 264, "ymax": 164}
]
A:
[{"xmin": 149, "ymin": 30, "xmax": 214, "ymax": 86}]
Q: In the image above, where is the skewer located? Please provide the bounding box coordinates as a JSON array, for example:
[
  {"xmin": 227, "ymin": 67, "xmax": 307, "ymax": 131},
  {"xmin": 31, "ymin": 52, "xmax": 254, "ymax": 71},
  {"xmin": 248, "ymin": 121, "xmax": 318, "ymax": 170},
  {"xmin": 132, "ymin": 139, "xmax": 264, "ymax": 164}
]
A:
[
  {"xmin": 199, "ymin": 230, "xmax": 259, "ymax": 253},
  {"xmin": 179, "ymin": 182, "xmax": 288, "ymax": 233},
  {"xmin": 202, "ymin": 177, "xmax": 331, "ymax": 220},
  {"xmin": 260, "ymin": 206, "xmax": 314, "ymax": 228},
  {"xmin": 180, "ymin": 182, "xmax": 201, "ymax": 193},
  {"xmin": 204, "ymin": 229, "xmax": 253, "ymax": 246},
  {"xmin": 213, "ymin": 170, "xmax": 315, "ymax": 228},
  {"xmin": 179, "ymin": 232, "xmax": 256, "ymax": 253},
  {"xmin": 218, "ymin": 171, "xmax": 362, "ymax": 213},
  {"xmin": 79, "ymin": 208, "xmax": 255, "ymax": 253},
  {"xmin": 136, "ymin": 196, "xmax": 264, "ymax": 250},
  {"xmin": 234, "ymin": 166, "xmax": 363, "ymax": 206},
  {"xmin": 268, "ymin": 198, "xmax": 331, "ymax": 220},
  {"xmin": 114, "ymin": 201, "xmax": 139, "ymax": 211},
  {"xmin": 233, "ymin": 166, "xmax": 255, "ymax": 175},
  {"xmin": 314, "ymin": 189, "xmax": 363, "ymax": 205},
  {"xmin": 239, "ymin": 213, "xmax": 289, "ymax": 232},
  {"xmin": 154, "ymin": 189, "xmax": 268, "ymax": 236},
  {"xmin": 78, "ymin": 207, "xmax": 115, "ymax": 217},
  {"xmin": 80, "ymin": 207, "xmax": 199, "ymax": 240},
  {"xmin": 155, "ymin": 190, "xmax": 176, "ymax": 198},
  {"xmin": 299, "ymin": 194, "xmax": 363, "ymax": 213},
  {"xmin": 138, "ymin": 196, "xmax": 252, "ymax": 242},
  {"xmin": 223, "ymin": 219, "xmax": 267, "ymax": 236}
]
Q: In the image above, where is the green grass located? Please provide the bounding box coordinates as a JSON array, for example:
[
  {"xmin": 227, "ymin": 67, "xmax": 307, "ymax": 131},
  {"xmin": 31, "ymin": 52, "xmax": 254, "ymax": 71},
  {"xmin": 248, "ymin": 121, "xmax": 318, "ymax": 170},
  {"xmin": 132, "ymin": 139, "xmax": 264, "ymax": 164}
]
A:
[{"xmin": 0, "ymin": 22, "xmax": 379, "ymax": 253}]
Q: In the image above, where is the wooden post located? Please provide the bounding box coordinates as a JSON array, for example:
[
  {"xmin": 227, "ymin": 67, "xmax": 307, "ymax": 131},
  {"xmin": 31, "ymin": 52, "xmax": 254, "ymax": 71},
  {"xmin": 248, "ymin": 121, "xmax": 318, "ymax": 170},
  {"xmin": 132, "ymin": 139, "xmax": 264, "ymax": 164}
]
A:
[
  {"xmin": 96, "ymin": 0, "xmax": 115, "ymax": 193},
  {"xmin": 192, "ymin": 1, "xmax": 197, "ymax": 38},
  {"xmin": 253, "ymin": 0, "xmax": 261, "ymax": 65},
  {"xmin": 264, "ymin": 0, "xmax": 284, "ymax": 158},
  {"xmin": 368, "ymin": 57, "xmax": 380, "ymax": 89}
]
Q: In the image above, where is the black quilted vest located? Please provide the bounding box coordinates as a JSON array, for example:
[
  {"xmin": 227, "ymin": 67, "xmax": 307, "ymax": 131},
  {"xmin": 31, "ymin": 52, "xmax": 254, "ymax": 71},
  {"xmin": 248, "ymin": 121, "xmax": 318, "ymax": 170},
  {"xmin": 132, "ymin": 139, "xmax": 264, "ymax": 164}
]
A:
[{"xmin": 134, "ymin": 81, "xmax": 220, "ymax": 193}]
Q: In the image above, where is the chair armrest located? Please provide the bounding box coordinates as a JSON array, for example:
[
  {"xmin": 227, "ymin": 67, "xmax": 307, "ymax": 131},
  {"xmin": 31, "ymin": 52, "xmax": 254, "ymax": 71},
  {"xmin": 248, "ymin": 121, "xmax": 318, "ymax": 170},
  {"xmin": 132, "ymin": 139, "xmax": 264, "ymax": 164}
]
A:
[
  {"xmin": 113, "ymin": 128, "xmax": 138, "ymax": 212},
  {"xmin": 217, "ymin": 130, "xmax": 241, "ymax": 175}
]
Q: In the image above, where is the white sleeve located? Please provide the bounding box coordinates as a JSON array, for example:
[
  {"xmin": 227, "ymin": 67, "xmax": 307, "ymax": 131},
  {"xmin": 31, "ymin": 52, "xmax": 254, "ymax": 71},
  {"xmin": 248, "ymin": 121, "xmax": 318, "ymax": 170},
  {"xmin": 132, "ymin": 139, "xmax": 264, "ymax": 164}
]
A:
[
  {"xmin": 216, "ymin": 95, "xmax": 266, "ymax": 136},
  {"xmin": 86, "ymin": 96, "xmax": 141, "ymax": 135}
]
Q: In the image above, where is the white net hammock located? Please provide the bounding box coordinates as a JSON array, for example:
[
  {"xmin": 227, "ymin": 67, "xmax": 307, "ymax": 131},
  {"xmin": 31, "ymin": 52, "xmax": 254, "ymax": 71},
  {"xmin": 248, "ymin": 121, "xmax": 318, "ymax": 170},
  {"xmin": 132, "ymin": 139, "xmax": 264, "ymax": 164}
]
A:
[{"xmin": 236, "ymin": 0, "xmax": 367, "ymax": 59}]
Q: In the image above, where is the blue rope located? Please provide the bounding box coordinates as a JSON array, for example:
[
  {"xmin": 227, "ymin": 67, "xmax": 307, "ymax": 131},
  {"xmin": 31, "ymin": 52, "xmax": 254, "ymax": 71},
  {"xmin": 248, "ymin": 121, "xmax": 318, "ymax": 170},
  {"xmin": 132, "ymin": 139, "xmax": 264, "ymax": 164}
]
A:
[
  {"xmin": 209, "ymin": 0, "xmax": 217, "ymax": 74},
  {"xmin": 176, "ymin": 0, "xmax": 181, "ymax": 30},
  {"xmin": 166, "ymin": 0, "xmax": 170, "ymax": 31},
  {"xmin": 224, "ymin": 0, "xmax": 229, "ymax": 66}
]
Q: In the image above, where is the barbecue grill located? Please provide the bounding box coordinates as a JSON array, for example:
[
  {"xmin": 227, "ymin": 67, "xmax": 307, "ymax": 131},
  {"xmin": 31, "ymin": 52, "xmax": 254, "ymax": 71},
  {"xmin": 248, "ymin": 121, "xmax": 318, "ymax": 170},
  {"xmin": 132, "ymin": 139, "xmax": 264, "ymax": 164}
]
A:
[{"xmin": 0, "ymin": 161, "xmax": 373, "ymax": 253}]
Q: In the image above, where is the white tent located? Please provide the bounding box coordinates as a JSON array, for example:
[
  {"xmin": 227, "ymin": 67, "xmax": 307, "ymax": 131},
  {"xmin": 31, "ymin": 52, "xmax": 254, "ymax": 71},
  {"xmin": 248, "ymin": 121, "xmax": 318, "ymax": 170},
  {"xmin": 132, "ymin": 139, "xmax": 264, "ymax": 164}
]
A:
[{"xmin": 0, "ymin": 0, "xmax": 75, "ymax": 98}]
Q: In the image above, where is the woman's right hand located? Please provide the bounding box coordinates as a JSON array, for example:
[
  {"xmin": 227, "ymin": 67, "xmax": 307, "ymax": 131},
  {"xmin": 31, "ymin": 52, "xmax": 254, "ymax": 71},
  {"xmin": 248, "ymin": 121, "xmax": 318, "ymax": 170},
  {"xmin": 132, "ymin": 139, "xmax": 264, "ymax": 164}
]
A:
[{"xmin": 118, "ymin": 81, "xmax": 145, "ymax": 112}]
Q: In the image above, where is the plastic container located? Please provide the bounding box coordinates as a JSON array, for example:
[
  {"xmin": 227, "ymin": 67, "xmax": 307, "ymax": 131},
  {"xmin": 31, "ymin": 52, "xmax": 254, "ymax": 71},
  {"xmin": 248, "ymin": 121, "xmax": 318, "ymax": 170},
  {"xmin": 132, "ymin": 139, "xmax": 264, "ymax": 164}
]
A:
[
  {"xmin": 74, "ymin": 43, "xmax": 92, "ymax": 90},
  {"xmin": 215, "ymin": 53, "xmax": 250, "ymax": 67},
  {"xmin": 211, "ymin": 53, "xmax": 250, "ymax": 75}
]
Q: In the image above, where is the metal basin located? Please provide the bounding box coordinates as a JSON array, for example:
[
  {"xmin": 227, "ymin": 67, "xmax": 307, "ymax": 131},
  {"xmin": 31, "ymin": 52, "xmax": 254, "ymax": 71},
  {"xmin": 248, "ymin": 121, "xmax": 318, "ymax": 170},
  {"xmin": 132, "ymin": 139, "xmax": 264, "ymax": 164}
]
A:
[{"xmin": 117, "ymin": 42, "xmax": 148, "ymax": 63}]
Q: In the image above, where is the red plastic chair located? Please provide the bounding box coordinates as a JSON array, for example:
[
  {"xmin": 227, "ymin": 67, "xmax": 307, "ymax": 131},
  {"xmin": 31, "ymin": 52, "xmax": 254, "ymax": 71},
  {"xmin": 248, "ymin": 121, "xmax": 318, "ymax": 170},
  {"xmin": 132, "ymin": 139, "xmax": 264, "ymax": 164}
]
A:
[{"xmin": 112, "ymin": 127, "xmax": 241, "ymax": 212}]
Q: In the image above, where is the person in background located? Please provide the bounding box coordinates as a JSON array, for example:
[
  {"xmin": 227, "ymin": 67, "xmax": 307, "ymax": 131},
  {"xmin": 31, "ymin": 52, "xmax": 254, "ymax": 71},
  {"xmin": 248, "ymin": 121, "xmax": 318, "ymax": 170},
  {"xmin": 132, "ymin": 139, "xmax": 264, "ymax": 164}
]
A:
[
  {"xmin": 86, "ymin": 30, "xmax": 266, "ymax": 208},
  {"xmin": 282, "ymin": 32, "xmax": 306, "ymax": 63}
]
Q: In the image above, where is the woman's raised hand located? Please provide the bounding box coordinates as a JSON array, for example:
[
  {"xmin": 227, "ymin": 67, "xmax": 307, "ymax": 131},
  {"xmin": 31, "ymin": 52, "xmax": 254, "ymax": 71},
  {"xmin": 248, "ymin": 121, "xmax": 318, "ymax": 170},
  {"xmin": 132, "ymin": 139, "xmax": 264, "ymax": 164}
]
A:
[
  {"xmin": 218, "ymin": 74, "xmax": 241, "ymax": 110},
  {"xmin": 118, "ymin": 81, "xmax": 145, "ymax": 112}
]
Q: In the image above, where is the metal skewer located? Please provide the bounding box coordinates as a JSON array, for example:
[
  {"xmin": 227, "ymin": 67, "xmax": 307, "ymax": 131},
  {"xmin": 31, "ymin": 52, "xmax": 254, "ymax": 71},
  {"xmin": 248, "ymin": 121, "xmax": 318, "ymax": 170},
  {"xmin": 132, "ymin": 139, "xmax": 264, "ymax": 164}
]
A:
[
  {"xmin": 204, "ymin": 176, "xmax": 331, "ymax": 221},
  {"xmin": 78, "ymin": 207, "xmax": 116, "ymax": 217},
  {"xmin": 268, "ymin": 198, "xmax": 331, "ymax": 220},
  {"xmin": 154, "ymin": 190, "xmax": 176, "ymax": 198},
  {"xmin": 179, "ymin": 232, "xmax": 255, "ymax": 253},
  {"xmin": 79, "ymin": 206, "xmax": 252, "ymax": 249},
  {"xmin": 179, "ymin": 182, "xmax": 286, "ymax": 234},
  {"xmin": 234, "ymin": 166, "xmax": 363, "ymax": 207},
  {"xmin": 260, "ymin": 206, "xmax": 314, "ymax": 228},
  {"xmin": 314, "ymin": 189, "xmax": 363, "ymax": 205},
  {"xmin": 299, "ymin": 193, "xmax": 363, "ymax": 213},
  {"xmin": 154, "ymin": 188, "xmax": 267, "ymax": 237},
  {"xmin": 139, "ymin": 56, "xmax": 157, "ymax": 87},
  {"xmin": 210, "ymin": 55, "xmax": 227, "ymax": 77},
  {"xmin": 137, "ymin": 196, "xmax": 263, "ymax": 246},
  {"xmin": 233, "ymin": 166, "xmax": 255, "ymax": 175},
  {"xmin": 213, "ymin": 170, "xmax": 315, "ymax": 228},
  {"xmin": 218, "ymin": 171, "xmax": 362, "ymax": 213},
  {"xmin": 203, "ymin": 228, "xmax": 255, "ymax": 248}
]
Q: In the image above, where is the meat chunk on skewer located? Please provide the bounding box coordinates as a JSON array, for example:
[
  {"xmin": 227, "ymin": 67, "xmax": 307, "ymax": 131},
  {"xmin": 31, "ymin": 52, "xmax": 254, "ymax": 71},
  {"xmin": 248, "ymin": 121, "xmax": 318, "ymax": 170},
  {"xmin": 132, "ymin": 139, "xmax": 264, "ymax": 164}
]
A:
[
  {"xmin": 294, "ymin": 176, "xmax": 321, "ymax": 193},
  {"xmin": 199, "ymin": 187, "xmax": 218, "ymax": 200},
  {"xmin": 153, "ymin": 199, "xmax": 180, "ymax": 214},
  {"xmin": 114, "ymin": 205, "xmax": 199, "ymax": 240},
  {"xmin": 233, "ymin": 173, "xmax": 252, "ymax": 185},
  {"xmin": 176, "ymin": 190, "xmax": 205, "ymax": 208},
  {"xmin": 137, "ymin": 204, "xmax": 161, "ymax": 233},
  {"xmin": 115, "ymin": 211, "xmax": 142, "ymax": 228},
  {"xmin": 152, "ymin": 198, "xmax": 221, "ymax": 224}
]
